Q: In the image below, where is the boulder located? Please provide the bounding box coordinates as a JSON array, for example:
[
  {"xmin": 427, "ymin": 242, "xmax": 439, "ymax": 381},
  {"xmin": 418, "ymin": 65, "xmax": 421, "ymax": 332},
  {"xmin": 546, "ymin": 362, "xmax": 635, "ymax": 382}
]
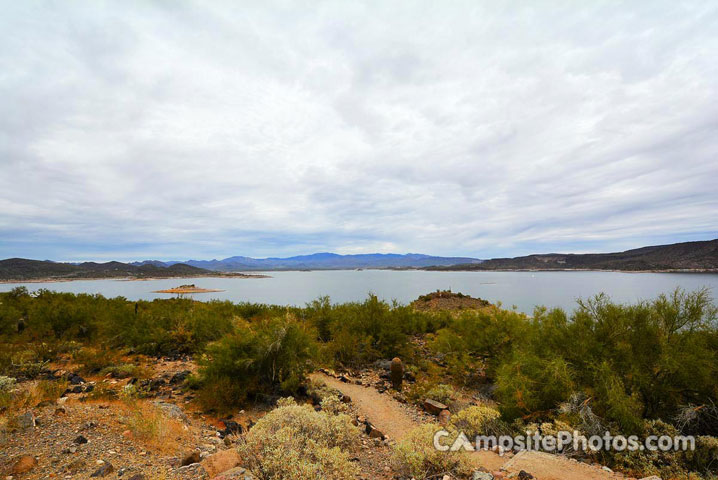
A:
[
  {"xmin": 203, "ymin": 449, "xmax": 242, "ymax": 477},
  {"xmin": 365, "ymin": 422, "xmax": 385, "ymax": 440},
  {"xmin": 181, "ymin": 451, "xmax": 201, "ymax": 466},
  {"xmin": 155, "ymin": 401, "xmax": 189, "ymax": 423},
  {"xmin": 12, "ymin": 455, "xmax": 37, "ymax": 474},
  {"xmin": 423, "ymin": 398, "xmax": 448, "ymax": 415}
]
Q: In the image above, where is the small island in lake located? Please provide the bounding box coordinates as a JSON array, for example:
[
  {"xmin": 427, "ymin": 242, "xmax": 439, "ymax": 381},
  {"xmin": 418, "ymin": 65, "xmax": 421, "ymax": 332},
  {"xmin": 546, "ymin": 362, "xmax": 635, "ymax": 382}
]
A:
[{"xmin": 153, "ymin": 284, "xmax": 224, "ymax": 294}]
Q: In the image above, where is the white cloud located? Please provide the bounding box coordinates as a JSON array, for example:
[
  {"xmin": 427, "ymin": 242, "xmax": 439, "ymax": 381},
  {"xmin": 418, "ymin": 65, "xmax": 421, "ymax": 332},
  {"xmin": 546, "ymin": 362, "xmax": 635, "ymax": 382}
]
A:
[{"xmin": 0, "ymin": 0, "xmax": 716, "ymax": 260}]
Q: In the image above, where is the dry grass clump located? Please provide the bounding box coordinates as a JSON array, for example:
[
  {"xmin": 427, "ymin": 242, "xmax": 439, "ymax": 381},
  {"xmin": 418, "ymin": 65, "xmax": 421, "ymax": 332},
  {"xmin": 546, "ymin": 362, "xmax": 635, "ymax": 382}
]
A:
[
  {"xmin": 392, "ymin": 423, "xmax": 472, "ymax": 480},
  {"xmin": 0, "ymin": 378, "xmax": 68, "ymax": 411},
  {"xmin": 238, "ymin": 397, "xmax": 360, "ymax": 480},
  {"xmin": 120, "ymin": 400, "xmax": 189, "ymax": 453}
]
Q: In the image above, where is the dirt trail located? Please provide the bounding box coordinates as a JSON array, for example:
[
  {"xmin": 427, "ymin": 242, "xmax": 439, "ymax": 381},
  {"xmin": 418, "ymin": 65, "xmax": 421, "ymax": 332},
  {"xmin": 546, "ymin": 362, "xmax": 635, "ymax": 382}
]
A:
[
  {"xmin": 312, "ymin": 372, "xmax": 627, "ymax": 480},
  {"xmin": 310, "ymin": 372, "xmax": 419, "ymax": 441}
]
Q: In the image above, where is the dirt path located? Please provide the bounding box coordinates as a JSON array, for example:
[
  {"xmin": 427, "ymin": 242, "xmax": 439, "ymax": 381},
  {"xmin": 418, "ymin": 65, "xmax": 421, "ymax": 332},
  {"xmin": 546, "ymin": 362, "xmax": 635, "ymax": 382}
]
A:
[
  {"xmin": 310, "ymin": 372, "xmax": 420, "ymax": 441},
  {"xmin": 311, "ymin": 372, "xmax": 627, "ymax": 480}
]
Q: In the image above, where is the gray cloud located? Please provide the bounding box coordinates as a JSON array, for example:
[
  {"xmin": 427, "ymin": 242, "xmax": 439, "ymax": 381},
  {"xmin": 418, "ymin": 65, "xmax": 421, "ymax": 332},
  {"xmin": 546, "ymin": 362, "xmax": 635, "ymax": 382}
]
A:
[{"xmin": 0, "ymin": 0, "xmax": 717, "ymax": 261}]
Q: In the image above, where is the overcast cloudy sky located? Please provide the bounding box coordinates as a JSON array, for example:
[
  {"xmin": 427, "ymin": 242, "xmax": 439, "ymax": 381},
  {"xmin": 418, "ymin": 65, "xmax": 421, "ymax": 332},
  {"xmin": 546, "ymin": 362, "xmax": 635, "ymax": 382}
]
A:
[{"xmin": 1, "ymin": 1, "xmax": 717, "ymax": 261}]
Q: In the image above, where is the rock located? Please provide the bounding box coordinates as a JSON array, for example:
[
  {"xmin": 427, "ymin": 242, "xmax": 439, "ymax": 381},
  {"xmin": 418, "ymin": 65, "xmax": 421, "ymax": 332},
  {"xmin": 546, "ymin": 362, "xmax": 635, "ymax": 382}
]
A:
[
  {"xmin": 73, "ymin": 435, "xmax": 88, "ymax": 444},
  {"xmin": 518, "ymin": 471, "xmax": 534, "ymax": 480},
  {"xmin": 90, "ymin": 462, "xmax": 114, "ymax": 477},
  {"xmin": 212, "ymin": 466, "xmax": 246, "ymax": 480},
  {"xmin": 443, "ymin": 475, "xmax": 450, "ymax": 480},
  {"xmin": 16, "ymin": 411, "xmax": 36, "ymax": 429},
  {"xmin": 54, "ymin": 406, "xmax": 66, "ymax": 416},
  {"xmin": 69, "ymin": 374, "xmax": 85, "ymax": 385},
  {"xmin": 170, "ymin": 370, "xmax": 191, "ymax": 384},
  {"xmin": 203, "ymin": 449, "xmax": 242, "ymax": 477},
  {"xmin": 181, "ymin": 451, "xmax": 201, "ymax": 466},
  {"xmin": 84, "ymin": 384, "xmax": 95, "ymax": 393},
  {"xmin": 155, "ymin": 401, "xmax": 189, "ymax": 423},
  {"xmin": 11, "ymin": 455, "xmax": 37, "ymax": 474},
  {"xmin": 340, "ymin": 394, "xmax": 352, "ymax": 404},
  {"xmin": 472, "ymin": 471, "xmax": 494, "ymax": 480},
  {"xmin": 390, "ymin": 357, "xmax": 404, "ymax": 390},
  {"xmin": 438, "ymin": 409, "xmax": 451, "ymax": 426},
  {"xmin": 423, "ymin": 398, "xmax": 448, "ymax": 415},
  {"xmin": 220, "ymin": 419, "xmax": 243, "ymax": 436},
  {"xmin": 127, "ymin": 474, "xmax": 146, "ymax": 480},
  {"xmin": 365, "ymin": 422, "xmax": 385, "ymax": 440},
  {"xmin": 339, "ymin": 375, "xmax": 350, "ymax": 383}
]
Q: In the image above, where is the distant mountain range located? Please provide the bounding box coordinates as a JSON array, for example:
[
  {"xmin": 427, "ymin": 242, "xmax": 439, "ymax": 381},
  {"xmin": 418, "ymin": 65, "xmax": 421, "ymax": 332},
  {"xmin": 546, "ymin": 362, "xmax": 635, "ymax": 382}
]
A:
[
  {"xmin": 2, "ymin": 240, "xmax": 716, "ymax": 281},
  {"xmin": 131, "ymin": 253, "xmax": 483, "ymax": 271},
  {"xmin": 0, "ymin": 258, "xmax": 257, "ymax": 281},
  {"xmin": 425, "ymin": 239, "xmax": 718, "ymax": 272}
]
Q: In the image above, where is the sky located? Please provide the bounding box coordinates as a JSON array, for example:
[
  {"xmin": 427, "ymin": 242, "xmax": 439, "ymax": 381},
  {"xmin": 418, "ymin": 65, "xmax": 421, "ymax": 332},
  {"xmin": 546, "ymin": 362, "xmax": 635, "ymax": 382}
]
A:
[{"xmin": 1, "ymin": 1, "xmax": 717, "ymax": 262}]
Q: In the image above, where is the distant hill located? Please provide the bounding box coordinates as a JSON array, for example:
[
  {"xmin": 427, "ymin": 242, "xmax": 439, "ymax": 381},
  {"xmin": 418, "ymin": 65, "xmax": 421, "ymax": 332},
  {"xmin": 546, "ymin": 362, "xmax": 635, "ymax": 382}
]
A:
[
  {"xmin": 0, "ymin": 258, "xmax": 255, "ymax": 281},
  {"xmin": 132, "ymin": 253, "xmax": 482, "ymax": 271},
  {"xmin": 425, "ymin": 239, "xmax": 718, "ymax": 272}
]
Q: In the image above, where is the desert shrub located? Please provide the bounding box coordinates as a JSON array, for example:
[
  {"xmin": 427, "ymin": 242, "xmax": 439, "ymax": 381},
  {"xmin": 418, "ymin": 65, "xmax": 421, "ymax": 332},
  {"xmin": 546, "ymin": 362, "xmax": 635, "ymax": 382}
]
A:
[
  {"xmin": 392, "ymin": 423, "xmax": 472, "ymax": 479},
  {"xmin": 0, "ymin": 376, "xmax": 16, "ymax": 410},
  {"xmin": 238, "ymin": 398, "xmax": 360, "ymax": 480},
  {"xmin": 198, "ymin": 316, "xmax": 316, "ymax": 409},
  {"xmin": 450, "ymin": 405, "xmax": 508, "ymax": 438},
  {"xmin": 34, "ymin": 379, "xmax": 67, "ymax": 403},
  {"xmin": 73, "ymin": 347, "xmax": 118, "ymax": 374},
  {"xmin": 100, "ymin": 363, "xmax": 151, "ymax": 379},
  {"xmin": 0, "ymin": 376, "xmax": 16, "ymax": 392},
  {"xmin": 83, "ymin": 382, "xmax": 119, "ymax": 401},
  {"xmin": 425, "ymin": 384, "xmax": 456, "ymax": 405},
  {"xmin": 495, "ymin": 351, "xmax": 574, "ymax": 420},
  {"xmin": 320, "ymin": 394, "xmax": 350, "ymax": 415},
  {"xmin": 685, "ymin": 436, "xmax": 718, "ymax": 474}
]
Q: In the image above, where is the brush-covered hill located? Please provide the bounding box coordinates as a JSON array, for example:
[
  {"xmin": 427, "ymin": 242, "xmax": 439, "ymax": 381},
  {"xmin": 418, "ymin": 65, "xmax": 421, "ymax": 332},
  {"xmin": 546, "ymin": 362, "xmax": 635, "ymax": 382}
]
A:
[
  {"xmin": 425, "ymin": 239, "xmax": 718, "ymax": 272},
  {"xmin": 0, "ymin": 258, "xmax": 257, "ymax": 281}
]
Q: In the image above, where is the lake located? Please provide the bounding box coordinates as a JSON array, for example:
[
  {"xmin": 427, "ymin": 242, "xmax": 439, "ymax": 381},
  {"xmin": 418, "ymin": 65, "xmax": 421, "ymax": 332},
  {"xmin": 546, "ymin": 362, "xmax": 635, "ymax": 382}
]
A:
[{"xmin": 2, "ymin": 270, "xmax": 718, "ymax": 314}]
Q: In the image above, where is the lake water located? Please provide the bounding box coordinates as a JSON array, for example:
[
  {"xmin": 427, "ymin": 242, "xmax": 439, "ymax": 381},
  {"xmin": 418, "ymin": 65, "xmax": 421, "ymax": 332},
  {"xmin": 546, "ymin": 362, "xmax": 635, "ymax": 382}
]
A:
[{"xmin": 2, "ymin": 270, "xmax": 718, "ymax": 314}]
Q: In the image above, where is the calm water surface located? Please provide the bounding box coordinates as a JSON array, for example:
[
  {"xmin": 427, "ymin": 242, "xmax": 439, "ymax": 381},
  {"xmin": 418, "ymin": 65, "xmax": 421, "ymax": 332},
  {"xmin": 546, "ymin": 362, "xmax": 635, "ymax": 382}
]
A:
[{"xmin": 2, "ymin": 270, "xmax": 718, "ymax": 314}]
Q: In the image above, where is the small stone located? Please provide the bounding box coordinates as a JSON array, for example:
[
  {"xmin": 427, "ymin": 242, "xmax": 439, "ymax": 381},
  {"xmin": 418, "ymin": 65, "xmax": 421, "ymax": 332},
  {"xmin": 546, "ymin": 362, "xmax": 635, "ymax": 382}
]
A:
[
  {"xmin": 517, "ymin": 471, "xmax": 534, "ymax": 480},
  {"xmin": 16, "ymin": 411, "xmax": 36, "ymax": 429},
  {"xmin": 73, "ymin": 435, "xmax": 88, "ymax": 444},
  {"xmin": 55, "ymin": 407, "xmax": 66, "ymax": 416},
  {"xmin": 90, "ymin": 462, "xmax": 114, "ymax": 477},
  {"xmin": 11, "ymin": 455, "xmax": 37, "ymax": 474},
  {"xmin": 438, "ymin": 409, "xmax": 451, "ymax": 426},
  {"xmin": 472, "ymin": 471, "xmax": 494, "ymax": 480}
]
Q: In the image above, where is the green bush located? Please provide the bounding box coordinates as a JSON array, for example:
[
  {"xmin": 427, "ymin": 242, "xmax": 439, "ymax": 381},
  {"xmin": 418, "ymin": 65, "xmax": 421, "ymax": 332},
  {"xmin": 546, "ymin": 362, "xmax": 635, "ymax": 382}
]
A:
[{"xmin": 197, "ymin": 316, "xmax": 316, "ymax": 409}]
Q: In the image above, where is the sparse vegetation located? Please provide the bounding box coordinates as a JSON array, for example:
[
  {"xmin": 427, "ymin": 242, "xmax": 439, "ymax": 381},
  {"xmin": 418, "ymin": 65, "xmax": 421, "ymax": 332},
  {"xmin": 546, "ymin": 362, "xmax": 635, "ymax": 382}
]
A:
[
  {"xmin": 392, "ymin": 423, "xmax": 472, "ymax": 479},
  {"xmin": 238, "ymin": 397, "xmax": 360, "ymax": 480},
  {"xmin": 1, "ymin": 286, "xmax": 718, "ymax": 478}
]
